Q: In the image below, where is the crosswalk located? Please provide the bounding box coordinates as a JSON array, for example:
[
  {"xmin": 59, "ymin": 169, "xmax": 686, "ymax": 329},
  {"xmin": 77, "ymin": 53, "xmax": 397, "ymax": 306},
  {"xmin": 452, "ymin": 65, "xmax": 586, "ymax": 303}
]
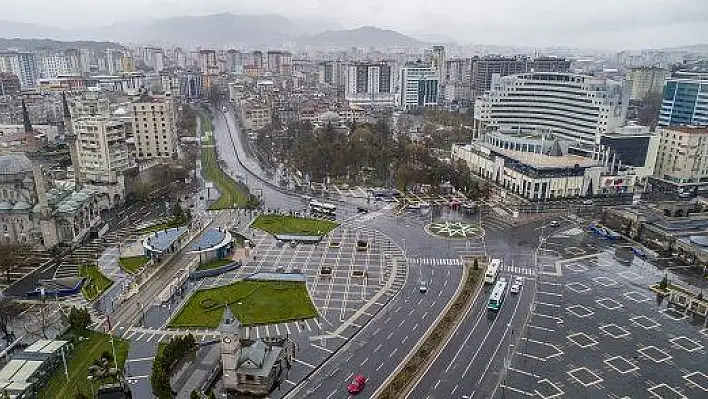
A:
[{"xmin": 410, "ymin": 257, "xmax": 536, "ymax": 276}]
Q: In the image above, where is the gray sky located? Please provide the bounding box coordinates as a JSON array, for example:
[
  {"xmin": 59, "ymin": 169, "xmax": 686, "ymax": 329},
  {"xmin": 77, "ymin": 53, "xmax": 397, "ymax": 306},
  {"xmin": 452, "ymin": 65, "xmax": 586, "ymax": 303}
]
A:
[{"xmin": 3, "ymin": 0, "xmax": 707, "ymax": 49}]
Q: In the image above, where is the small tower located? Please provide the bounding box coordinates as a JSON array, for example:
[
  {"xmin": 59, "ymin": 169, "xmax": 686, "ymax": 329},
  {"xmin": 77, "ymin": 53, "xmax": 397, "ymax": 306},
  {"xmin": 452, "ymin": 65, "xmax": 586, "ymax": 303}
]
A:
[
  {"xmin": 21, "ymin": 99, "xmax": 32, "ymax": 133},
  {"xmin": 62, "ymin": 92, "xmax": 82, "ymax": 190},
  {"xmin": 219, "ymin": 305, "xmax": 241, "ymax": 392}
]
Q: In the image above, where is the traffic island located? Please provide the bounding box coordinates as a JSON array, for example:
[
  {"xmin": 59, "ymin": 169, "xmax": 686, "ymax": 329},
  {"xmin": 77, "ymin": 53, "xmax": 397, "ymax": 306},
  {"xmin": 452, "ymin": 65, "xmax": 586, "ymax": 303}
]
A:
[
  {"xmin": 251, "ymin": 214, "xmax": 338, "ymax": 236},
  {"xmin": 425, "ymin": 220, "xmax": 484, "ymax": 239},
  {"xmin": 376, "ymin": 261, "xmax": 485, "ymax": 398}
]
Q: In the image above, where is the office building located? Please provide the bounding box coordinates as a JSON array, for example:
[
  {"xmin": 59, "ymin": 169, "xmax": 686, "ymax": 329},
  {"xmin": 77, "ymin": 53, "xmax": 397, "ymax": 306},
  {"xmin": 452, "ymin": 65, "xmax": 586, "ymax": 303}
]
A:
[
  {"xmin": 265, "ymin": 51, "xmax": 293, "ymax": 76},
  {"xmin": 628, "ymin": 67, "xmax": 667, "ymax": 101},
  {"xmin": 37, "ymin": 52, "xmax": 69, "ymax": 79},
  {"xmin": 131, "ymin": 92, "xmax": 177, "ymax": 161},
  {"xmin": 474, "ymin": 72, "xmax": 629, "ymax": 144},
  {"xmin": 431, "ymin": 46, "xmax": 447, "ymax": 85},
  {"xmin": 345, "ymin": 62, "xmax": 394, "ymax": 106},
  {"xmin": 659, "ymin": 71, "xmax": 708, "ymax": 127},
  {"xmin": 470, "ymin": 56, "xmax": 571, "ymax": 96},
  {"xmin": 399, "ymin": 61, "xmax": 439, "ymax": 109},
  {"xmin": 653, "ymin": 125, "xmax": 708, "ymax": 186}
]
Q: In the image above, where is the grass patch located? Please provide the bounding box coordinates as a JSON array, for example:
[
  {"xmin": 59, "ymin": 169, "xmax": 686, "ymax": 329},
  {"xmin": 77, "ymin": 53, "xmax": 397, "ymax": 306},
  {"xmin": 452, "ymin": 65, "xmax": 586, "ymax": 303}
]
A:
[
  {"xmin": 200, "ymin": 112, "xmax": 253, "ymax": 210},
  {"xmin": 251, "ymin": 215, "xmax": 338, "ymax": 236},
  {"xmin": 169, "ymin": 280, "xmax": 318, "ymax": 328},
  {"xmin": 378, "ymin": 265, "xmax": 484, "ymax": 398},
  {"xmin": 137, "ymin": 217, "xmax": 187, "ymax": 235},
  {"xmin": 38, "ymin": 329, "xmax": 130, "ymax": 399},
  {"xmin": 79, "ymin": 264, "xmax": 113, "ymax": 301},
  {"xmin": 196, "ymin": 258, "xmax": 233, "ymax": 271},
  {"xmin": 118, "ymin": 256, "xmax": 150, "ymax": 274}
]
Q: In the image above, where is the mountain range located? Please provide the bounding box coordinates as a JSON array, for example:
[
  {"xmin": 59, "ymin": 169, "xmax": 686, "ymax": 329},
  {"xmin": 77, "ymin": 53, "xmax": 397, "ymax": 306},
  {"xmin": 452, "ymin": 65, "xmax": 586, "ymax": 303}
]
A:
[{"xmin": 0, "ymin": 13, "xmax": 427, "ymax": 48}]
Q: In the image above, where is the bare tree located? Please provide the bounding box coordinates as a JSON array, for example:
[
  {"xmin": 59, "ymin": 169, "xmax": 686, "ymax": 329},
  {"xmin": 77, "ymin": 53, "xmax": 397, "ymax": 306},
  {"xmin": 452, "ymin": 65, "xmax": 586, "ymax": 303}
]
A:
[
  {"xmin": 23, "ymin": 305, "xmax": 62, "ymax": 340},
  {"xmin": 0, "ymin": 243, "xmax": 36, "ymax": 286},
  {"xmin": 0, "ymin": 297, "xmax": 23, "ymax": 343}
]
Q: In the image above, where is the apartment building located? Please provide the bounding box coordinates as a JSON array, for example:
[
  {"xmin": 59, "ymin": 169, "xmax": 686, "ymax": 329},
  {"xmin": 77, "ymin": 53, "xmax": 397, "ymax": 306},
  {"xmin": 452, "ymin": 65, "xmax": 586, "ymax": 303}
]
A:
[
  {"xmin": 654, "ymin": 125, "xmax": 708, "ymax": 186},
  {"xmin": 345, "ymin": 62, "xmax": 394, "ymax": 106},
  {"xmin": 399, "ymin": 61, "xmax": 439, "ymax": 109},
  {"xmin": 131, "ymin": 93, "xmax": 177, "ymax": 161},
  {"xmin": 627, "ymin": 67, "xmax": 667, "ymax": 101}
]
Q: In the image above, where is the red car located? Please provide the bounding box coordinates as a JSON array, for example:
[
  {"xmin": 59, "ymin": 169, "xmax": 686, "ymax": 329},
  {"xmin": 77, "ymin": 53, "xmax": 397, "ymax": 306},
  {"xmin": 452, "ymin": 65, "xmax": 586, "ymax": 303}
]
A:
[{"xmin": 347, "ymin": 375, "xmax": 367, "ymax": 394}]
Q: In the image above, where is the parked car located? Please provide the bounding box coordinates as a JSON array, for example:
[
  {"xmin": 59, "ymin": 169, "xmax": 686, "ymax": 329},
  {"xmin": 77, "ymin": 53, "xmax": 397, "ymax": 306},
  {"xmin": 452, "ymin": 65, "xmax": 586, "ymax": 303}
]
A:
[
  {"xmin": 549, "ymin": 220, "xmax": 560, "ymax": 227},
  {"xmin": 347, "ymin": 375, "xmax": 367, "ymax": 394},
  {"xmin": 582, "ymin": 199, "xmax": 593, "ymax": 205},
  {"xmin": 510, "ymin": 276, "xmax": 523, "ymax": 294}
]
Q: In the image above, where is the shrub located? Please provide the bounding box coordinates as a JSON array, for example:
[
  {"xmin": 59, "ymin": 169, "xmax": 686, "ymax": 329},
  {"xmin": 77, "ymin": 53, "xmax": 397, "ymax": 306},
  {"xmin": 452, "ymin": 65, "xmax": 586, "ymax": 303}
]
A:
[
  {"xmin": 68, "ymin": 307, "xmax": 91, "ymax": 331},
  {"xmin": 659, "ymin": 275, "xmax": 668, "ymax": 290}
]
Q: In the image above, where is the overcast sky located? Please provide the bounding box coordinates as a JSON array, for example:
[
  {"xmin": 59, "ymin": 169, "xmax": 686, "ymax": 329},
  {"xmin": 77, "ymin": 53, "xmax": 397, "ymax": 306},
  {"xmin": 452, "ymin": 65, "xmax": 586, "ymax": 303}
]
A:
[{"xmin": 3, "ymin": 0, "xmax": 707, "ymax": 49}]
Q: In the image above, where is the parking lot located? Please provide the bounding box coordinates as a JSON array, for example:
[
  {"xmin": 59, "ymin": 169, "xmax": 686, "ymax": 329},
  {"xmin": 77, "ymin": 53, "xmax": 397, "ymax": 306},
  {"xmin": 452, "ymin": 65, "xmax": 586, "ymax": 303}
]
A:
[{"xmin": 497, "ymin": 230, "xmax": 707, "ymax": 399}]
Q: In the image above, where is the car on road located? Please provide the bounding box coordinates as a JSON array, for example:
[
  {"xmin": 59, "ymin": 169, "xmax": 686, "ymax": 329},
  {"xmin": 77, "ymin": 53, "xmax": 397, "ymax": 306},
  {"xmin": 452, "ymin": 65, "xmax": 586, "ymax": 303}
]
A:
[
  {"xmin": 581, "ymin": 199, "xmax": 593, "ymax": 205},
  {"xmin": 631, "ymin": 247, "xmax": 646, "ymax": 258},
  {"xmin": 357, "ymin": 207, "xmax": 368, "ymax": 213},
  {"xmin": 549, "ymin": 220, "xmax": 560, "ymax": 227},
  {"xmin": 419, "ymin": 280, "xmax": 428, "ymax": 293},
  {"xmin": 510, "ymin": 276, "xmax": 523, "ymax": 294},
  {"xmin": 347, "ymin": 375, "xmax": 367, "ymax": 394}
]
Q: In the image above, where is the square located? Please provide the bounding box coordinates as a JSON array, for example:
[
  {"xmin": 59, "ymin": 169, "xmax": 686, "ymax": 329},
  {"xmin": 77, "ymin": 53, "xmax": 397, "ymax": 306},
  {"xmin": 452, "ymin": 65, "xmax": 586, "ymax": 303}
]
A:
[
  {"xmin": 600, "ymin": 323, "xmax": 631, "ymax": 339},
  {"xmin": 592, "ymin": 276, "xmax": 618, "ymax": 287},
  {"xmin": 683, "ymin": 371, "xmax": 708, "ymax": 391},
  {"xmin": 596, "ymin": 297, "xmax": 623, "ymax": 310},
  {"xmin": 535, "ymin": 379, "xmax": 564, "ymax": 399},
  {"xmin": 567, "ymin": 332, "xmax": 598, "ymax": 348},
  {"xmin": 567, "ymin": 304, "xmax": 594, "ymax": 318},
  {"xmin": 604, "ymin": 355, "xmax": 639, "ymax": 374},
  {"xmin": 669, "ymin": 336, "xmax": 704, "ymax": 353},
  {"xmin": 624, "ymin": 291, "xmax": 651, "ymax": 303},
  {"xmin": 565, "ymin": 262, "xmax": 588, "ymax": 272},
  {"xmin": 638, "ymin": 346, "xmax": 672, "ymax": 363},
  {"xmin": 630, "ymin": 315, "xmax": 661, "ymax": 329},
  {"xmin": 647, "ymin": 383, "xmax": 687, "ymax": 399},
  {"xmin": 566, "ymin": 282, "xmax": 592, "ymax": 293},
  {"xmin": 567, "ymin": 367, "xmax": 603, "ymax": 387}
]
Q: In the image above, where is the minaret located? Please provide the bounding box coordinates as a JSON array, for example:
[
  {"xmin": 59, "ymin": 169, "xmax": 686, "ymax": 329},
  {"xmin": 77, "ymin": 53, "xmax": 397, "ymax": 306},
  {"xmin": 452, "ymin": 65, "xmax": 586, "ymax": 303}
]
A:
[
  {"xmin": 219, "ymin": 305, "xmax": 241, "ymax": 393},
  {"xmin": 21, "ymin": 99, "xmax": 32, "ymax": 133},
  {"xmin": 62, "ymin": 92, "xmax": 82, "ymax": 190}
]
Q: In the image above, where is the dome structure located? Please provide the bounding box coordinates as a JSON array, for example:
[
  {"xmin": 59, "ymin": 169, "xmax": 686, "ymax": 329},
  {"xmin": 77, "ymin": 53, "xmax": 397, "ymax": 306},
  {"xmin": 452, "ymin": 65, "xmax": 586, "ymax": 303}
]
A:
[{"xmin": 0, "ymin": 154, "xmax": 33, "ymax": 176}]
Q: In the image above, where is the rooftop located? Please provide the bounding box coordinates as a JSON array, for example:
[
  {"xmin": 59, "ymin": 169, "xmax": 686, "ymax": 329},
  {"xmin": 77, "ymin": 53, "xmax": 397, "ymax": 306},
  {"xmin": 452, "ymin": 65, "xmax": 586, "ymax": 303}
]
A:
[
  {"xmin": 0, "ymin": 153, "xmax": 33, "ymax": 175},
  {"xmin": 661, "ymin": 125, "xmax": 708, "ymax": 135},
  {"xmin": 493, "ymin": 145, "xmax": 598, "ymax": 169},
  {"xmin": 143, "ymin": 227, "xmax": 188, "ymax": 253},
  {"xmin": 189, "ymin": 228, "xmax": 231, "ymax": 252}
]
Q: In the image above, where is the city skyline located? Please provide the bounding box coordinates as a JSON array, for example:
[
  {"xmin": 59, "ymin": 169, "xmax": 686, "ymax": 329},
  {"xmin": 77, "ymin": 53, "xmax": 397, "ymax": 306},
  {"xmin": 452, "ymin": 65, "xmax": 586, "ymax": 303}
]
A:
[{"xmin": 1, "ymin": 0, "xmax": 707, "ymax": 50}]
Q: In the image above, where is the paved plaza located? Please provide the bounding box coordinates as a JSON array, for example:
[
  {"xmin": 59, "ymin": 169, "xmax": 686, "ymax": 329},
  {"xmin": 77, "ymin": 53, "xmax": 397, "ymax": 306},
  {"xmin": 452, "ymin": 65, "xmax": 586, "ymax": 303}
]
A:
[{"xmin": 498, "ymin": 230, "xmax": 707, "ymax": 399}]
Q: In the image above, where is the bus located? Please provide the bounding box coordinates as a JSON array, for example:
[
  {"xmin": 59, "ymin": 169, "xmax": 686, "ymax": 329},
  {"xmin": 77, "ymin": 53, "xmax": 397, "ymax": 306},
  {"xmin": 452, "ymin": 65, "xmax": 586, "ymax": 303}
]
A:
[
  {"xmin": 310, "ymin": 200, "xmax": 336, "ymax": 217},
  {"xmin": 484, "ymin": 258, "xmax": 501, "ymax": 284},
  {"xmin": 487, "ymin": 279, "xmax": 508, "ymax": 311}
]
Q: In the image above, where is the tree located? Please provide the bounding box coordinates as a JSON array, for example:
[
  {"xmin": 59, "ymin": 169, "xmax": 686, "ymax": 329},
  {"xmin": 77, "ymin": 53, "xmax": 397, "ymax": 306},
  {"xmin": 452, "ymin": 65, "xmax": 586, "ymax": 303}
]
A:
[
  {"xmin": 659, "ymin": 275, "xmax": 668, "ymax": 290},
  {"xmin": 0, "ymin": 297, "xmax": 22, "ymax": 343},
  {"xmin": 473, "ymin": 258, "xmax": 479, "ymax": 270},
  {"xmin": 636, "ymin": 92, "xmax": 663, "ymax": 129},
  {"xmin": 0, "ymin": 243, "xmax": 35, "ymax": 286},
  {"xmin": 190, "ymin": 390, "xmax": 200, "ymax": 399},
  {"xmin": 172, "ymin": 202, "xmax": 184, "ymax": 221},
  {"xmin": 68, "ymin": 306, "xmax": 91, "ymax": 331}
]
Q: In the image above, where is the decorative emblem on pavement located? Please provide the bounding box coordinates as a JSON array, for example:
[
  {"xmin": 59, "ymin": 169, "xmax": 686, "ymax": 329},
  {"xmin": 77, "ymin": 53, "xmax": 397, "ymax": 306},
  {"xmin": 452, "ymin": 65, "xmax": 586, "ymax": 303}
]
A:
[{"xmin": 428, "ymin": 221, "xmax": 482, "ymax": 238}]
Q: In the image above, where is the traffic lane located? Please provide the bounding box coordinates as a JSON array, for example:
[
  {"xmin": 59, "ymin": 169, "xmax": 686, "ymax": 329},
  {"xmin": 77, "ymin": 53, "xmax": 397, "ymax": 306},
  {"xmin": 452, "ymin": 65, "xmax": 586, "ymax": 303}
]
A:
[{"xmin": 291, "ymin": 263, "xmax": 462, "ymax": 398}]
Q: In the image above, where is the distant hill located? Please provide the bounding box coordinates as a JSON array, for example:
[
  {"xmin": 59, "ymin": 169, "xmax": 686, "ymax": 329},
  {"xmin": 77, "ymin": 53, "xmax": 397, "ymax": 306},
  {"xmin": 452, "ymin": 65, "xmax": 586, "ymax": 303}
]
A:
[
  {"xmin": 656, "ymin": 43, "xmax": 708, "ymax": 53},
  {"xmin": 305, "ymin": 26, "xmax": 423, "ymax": 47},
  {"xmin": 0, "ymin": 19, "xmax": 68, "ymax": 40},
  {"xmin": 0, "ymin": 38, "xmax": 124, "ymax": 52}
]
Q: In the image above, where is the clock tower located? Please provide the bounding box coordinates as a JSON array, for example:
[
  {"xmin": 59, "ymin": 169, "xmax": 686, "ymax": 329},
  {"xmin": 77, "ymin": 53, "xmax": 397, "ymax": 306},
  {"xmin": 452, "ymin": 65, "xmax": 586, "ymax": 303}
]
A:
[{"xmin": 219, "ymin": 305, "xmax": 241, "ymax": 392}]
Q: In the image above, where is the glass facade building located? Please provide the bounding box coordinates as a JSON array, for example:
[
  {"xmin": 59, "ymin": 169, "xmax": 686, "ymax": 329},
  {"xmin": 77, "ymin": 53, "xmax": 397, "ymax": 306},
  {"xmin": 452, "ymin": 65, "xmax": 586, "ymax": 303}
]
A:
[{"xmin": 659, "ymin": 75, "xmax": 708, "ymax": 127}]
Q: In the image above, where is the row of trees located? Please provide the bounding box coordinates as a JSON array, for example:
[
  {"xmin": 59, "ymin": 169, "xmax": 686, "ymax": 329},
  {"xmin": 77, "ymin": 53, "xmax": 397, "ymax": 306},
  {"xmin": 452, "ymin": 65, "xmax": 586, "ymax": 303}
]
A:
[{"xmin": 151, "ymin": 334, "xmax": 197, "ymax": 399}]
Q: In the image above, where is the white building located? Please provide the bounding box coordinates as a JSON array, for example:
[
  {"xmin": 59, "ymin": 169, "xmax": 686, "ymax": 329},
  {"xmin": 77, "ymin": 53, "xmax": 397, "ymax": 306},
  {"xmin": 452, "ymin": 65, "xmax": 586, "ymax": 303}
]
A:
[
  {"xmin": 344, "ymin": 62, "xmax": 395, "ymax": 106},
  {"xmin": 627, "ymin": 67, "xmax": 666, "ymax": 101},
  {"xmin": 131, "ymin": 93, "xmax": 177, "ymax": 161},
  {"xmin": 654, "ymin": 125, "xmax": 708, "ymax": 187},
  {"xmin": 38, "ymin": 52, "xmax": 70, "ymax": 79},
  {"xmin": 474, "ymin": 72, "xmax": 629, "ymax": 144},
  {"xmin": 399, "ymin": 61, "xmax": 439, "ymax": 109}
]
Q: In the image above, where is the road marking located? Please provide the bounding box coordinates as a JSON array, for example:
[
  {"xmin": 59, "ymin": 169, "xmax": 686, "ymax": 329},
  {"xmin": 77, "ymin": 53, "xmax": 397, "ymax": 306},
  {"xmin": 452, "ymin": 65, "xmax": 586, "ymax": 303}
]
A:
[
  {"xmin": 389, "ymin": 348, "xmax": 398, "ymax": 358},
  {"xmin": 374, "ymin": 343, "xmax": 382, "ymax": 352},
  {"xmin": 293, "ymin": 358, "xmax": 315, "ymax": 369},
  {"xmin": 377, "ymin": 362, "xmax": 384, "ymax": 371},
  {"xmin": 360, "ymin": 357, "xmax": 369, "ymax": 366},
  {"xmin": 126, "ymin": 356, "xmax": 154, "ymax": 363}
]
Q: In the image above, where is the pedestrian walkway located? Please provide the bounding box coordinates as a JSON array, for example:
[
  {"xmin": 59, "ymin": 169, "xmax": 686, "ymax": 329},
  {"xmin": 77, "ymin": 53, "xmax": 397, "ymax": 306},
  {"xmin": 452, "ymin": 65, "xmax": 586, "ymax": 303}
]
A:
[{"xmin": 409, "ymin": 258, "xmax": 464, "ymax": 266}]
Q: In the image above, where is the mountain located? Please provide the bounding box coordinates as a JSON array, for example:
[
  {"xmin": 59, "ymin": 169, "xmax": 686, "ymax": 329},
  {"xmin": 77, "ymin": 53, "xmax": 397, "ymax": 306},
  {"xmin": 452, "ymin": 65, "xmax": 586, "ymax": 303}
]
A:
[
  {"xmin": 0, "ymin": 19, "xmax": 69, "ymax": 40},
  {"xmin": 411, "ymin": 33, "xmax": 456, "ymax": 45},
  {"xmin": 0, "ymin": 38, "xmax": 124, "ymax": 52},
  {"xmin": 656, "ymin": 43, "xmax": 708, "ymax": 53},
  {"xmin": 305, "ymin": 26, "xmax": 423, "ymax": 47}
]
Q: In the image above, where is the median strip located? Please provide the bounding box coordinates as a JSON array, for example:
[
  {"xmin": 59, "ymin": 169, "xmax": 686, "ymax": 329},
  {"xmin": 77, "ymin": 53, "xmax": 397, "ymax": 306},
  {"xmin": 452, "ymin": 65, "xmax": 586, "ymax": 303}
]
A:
[{"xmin": 375, "ymin": 259, "xmax": 486, "ymax": 399}]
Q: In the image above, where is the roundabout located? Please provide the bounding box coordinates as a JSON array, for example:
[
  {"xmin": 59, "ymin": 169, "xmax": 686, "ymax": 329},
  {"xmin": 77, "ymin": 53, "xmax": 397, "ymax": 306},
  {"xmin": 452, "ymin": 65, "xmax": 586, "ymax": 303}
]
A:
[{"xmin": 426, "ymin": 220, "xmax": 485, "ymax": 239}]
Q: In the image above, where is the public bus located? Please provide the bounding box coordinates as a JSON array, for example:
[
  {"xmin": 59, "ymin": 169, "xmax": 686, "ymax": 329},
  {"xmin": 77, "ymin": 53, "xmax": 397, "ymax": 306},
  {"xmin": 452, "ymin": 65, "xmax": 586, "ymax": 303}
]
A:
[
  {"xmin": 309, "ymin": 200, "xmax": 336, "ymax": 217},
  {"xmin": 487, "ymin": 279, "xmax": 508, "ymax": 311},
  {"xmin": 484, "ymin": 258, "xmax": 501, "ymax": 284}
]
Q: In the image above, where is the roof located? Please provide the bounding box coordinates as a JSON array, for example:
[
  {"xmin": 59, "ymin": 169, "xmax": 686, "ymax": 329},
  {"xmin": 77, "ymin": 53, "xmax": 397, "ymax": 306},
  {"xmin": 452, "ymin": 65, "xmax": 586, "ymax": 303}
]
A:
[
  {"xmin": 189, "ymin": 228, "xmax": 230, "ymax": 252},
  {"xmin": 218, "ymin": 305, "xmax": 241, "ymax": 335},
  {"xmin": 661, "ymin": 125, "xmax": 708, "ymax": 135},
  {"xmin": 237, "ymin": 340, "xmax": 283, "ymax": 378},
  {"xmin": 494, "ymin": 146, "xmax": 598, "ymax": 169},
  {"xmin": 143, "ymin": 227, "xmax": 188, "ymax": 253},
  {"xmin": 0, "ymin": 154, "xmax": 32, "ymax": 175}
]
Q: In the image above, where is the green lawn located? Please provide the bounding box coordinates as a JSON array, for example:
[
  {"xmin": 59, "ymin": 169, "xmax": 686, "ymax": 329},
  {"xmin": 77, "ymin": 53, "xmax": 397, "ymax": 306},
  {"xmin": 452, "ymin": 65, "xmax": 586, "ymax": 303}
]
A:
[
  {"xmin": 39, "ymin": 329, "xmax": 130, "ymax": 399},
  {"xmin": 251, "ymin": 215, "xmax": 339, "ymax": 236},
  {"xmin": 169, "ymin": 280, "xmax": 318, "ymax": 328},
  {"xmin": 118, "ymin": 256, "xmax": 150, "ymax": 274},
  {"xmin": 137, "ymin": 217, "xmax": 187, "ymax": 235},
  {"xmin": 196, "ymin": 258, "xmax": 234, "ymax": 271},
  {"xmin": 79, "ymin": 265, "xmax": 113, "ymax": 301},
  {"xmin": 200, "ymin": 112, "xmax": 252, "ymax": 210}
]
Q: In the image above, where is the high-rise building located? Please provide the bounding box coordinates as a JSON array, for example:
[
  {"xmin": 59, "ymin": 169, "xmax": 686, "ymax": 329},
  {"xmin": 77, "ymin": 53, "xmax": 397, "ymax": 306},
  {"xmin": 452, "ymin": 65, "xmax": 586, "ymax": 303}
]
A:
[
  {"xmin": 131, "ymin": 93, "xmax": 177, "ymax": 161},
  {"xmin": 431, "ymin": 45, "xmax": 447, "ymax": 85},
  {"xmin": 344, "ymin": 62, "xmax": 394, "ymax": 106},
  {"xmin": 470, "ymin": 56, "xmax": 571, "ymax": 97},
  {"xmin": 628, "ymin": 67, "xmax": 667, "ymax": 101},
  {"xmin": 318, "ymin": 60, "xmax": 347, "ymax": 86},
  {"xmin": 65, "ymin": 49, "xmax": 82, "ymax": 74},
  {"xmin": 474, "ymin": 72, "xmax": 629, "ymax": 144},
  {"xmin": 654, "ymin": 125, "xmax": 708, "ymax": 186},
  {"xmin": 70, "ymin": 95, "xmax": 131, "ymax": 197},
  {"xmin": 251, "ymin": 51, "xmax": 264, "ymax": 70},
  {"xmin": 399, "ymin": 61, "xmax": 439, "ymax": 109},
  {"xmin": 16, "ymin": 52, "xmax": 38, "ymax": 89},
  {"xmin": 38, "ymin": 51, "xmax": 69, "ymax": 79},
  {"xmin": 659, "ymin": 71, "xmax": 708, "ymax": 127},
  {"xmin": 0, "ymin": 72, "xmax": 20, "ymax": 96}
]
